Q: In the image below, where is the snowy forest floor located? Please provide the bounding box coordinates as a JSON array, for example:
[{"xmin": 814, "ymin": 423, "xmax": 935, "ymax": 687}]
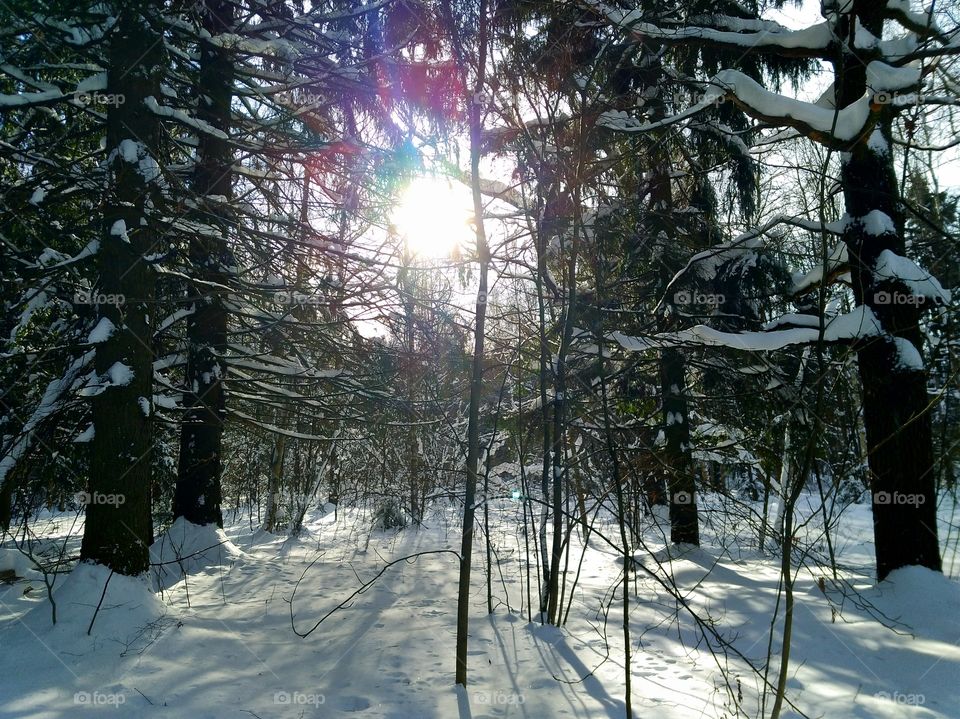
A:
[{"xmin": 1, "ymin": 495, "xmax": 959, "ymax": 719}]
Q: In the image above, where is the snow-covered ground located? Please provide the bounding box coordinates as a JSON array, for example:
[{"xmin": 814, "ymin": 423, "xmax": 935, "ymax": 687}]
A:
[{"xmin": 0, "ymin": 495, "xmax": 958, "ymax": 718}]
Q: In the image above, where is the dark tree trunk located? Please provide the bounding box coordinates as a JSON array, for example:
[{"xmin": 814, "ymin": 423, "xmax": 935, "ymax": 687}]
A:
[
  {"xmin": 174, "ymin": 0, "xmax": 235, "ymax": 528},
  {"xmin": 648, "ymin": 117, "xmax": 699, "ymax": 545},
  {"xmin": 837, "ymin": 2, "xmax": 941, "ymax": 580},
  {"xmin": 452, "ymin": 0, "xmax": 490, "ymax": 684},
  {"xmin": 661, "ymin": 348, "xmax": 699, "ymax": 545},
  {"xmin": 80, "ymin": 3, "xmax": 163, "ymax": 575}
]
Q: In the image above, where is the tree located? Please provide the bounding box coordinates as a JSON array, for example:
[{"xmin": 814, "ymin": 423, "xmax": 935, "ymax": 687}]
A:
[
  {"xmin": 174, "ymin": 0, "xmax": 235, "ymax": 528},
  {"xmin": 80, "ymin": 0, "xmax": 166, "ymax": 575}
]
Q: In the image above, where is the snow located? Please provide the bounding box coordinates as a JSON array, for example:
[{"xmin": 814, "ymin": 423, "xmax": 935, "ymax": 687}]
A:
[
  {"xmin": 1, "ymin": 501, "xmax": 958, "ymax": 718},
  {"xmin": 792, "ymin": 241, "xmax": 848, "ymax": 295},
  {"xmin": 868, "ymin": 127, "xmax": 890, "ymax": 155},
  {"xmin": 0, "ymin": 350, "xmax": 94, "ymax": 483},
  {"xmin": 893, "ymin": 336, "xmax": 924, "ymax": 371},
  {"xmin": 109, "ymin": 219, "xmax": 129, "ymax": 242},
  {"xmin": 0, "ymin": 548, "xmax": 43, "ymax": 582},
  {"xmin": 0, "ymin": 560, "xmax": 169, "ymax": 713},
  {"xmin": 887, "ymin": 0, "xmax": 939, "ymax": 32},
  {"xmin": 144, "ymin": 96, "xmax": 228, "ymax": 140},
  {"xmin": 73, "ymin": 424, "xmax": 95, "ymax": 443},
  {"xmin": 118, "ymin": 139, "xmax": 139, "ymax": 164},
  {"xmin": 0, "ymin": 89, "xmax": 63, "ymax": 107},
  {"xmin": 602, "ymin": 9, "xmax": 833, "ymax": 51},
  {"xmin": 866, "ymin": 60, "xmax": 921, "ymax": 92},
  {"xmin": 861, "ymin": 209, "xmax": 897, "ymax": 236},
  {"xmin": 712, "ymin": 69, "xmax": 872, "ymax": 141},
  {"xmin": 874, "ymin": 249, "xmax": 952, "ymax": 304},
  {"xmin": 106, "ymin": 362, "xmax": 134, "ymax": 387},
  {"xmin": 151, "ymin": 517, "xmax": 247, "ymax": 591},
  {"xmin": 86, "ymin": 317, "xmax": 116, "ymax": 344},
  {"xmin": 28, "ymin": 187, "xmax": 46, "ymax": 205},
  {"xmin": 664, "ymin": 305, "xmax": 884, "ymax": 352}
]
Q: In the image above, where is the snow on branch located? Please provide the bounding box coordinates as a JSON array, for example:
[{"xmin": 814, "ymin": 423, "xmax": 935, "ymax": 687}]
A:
[
  {"xmin": 599, "ymin": 69, "xmax": 878, "ymax": 148},
  {"xmin": 664, "ymin": 214, "xmax": 846, "ymax": 300},
  {"xmin": 0, "ymin": 350, "xmax": 94, "ymax": 484},
  {"xmin": 144, "ymin": 97, "xmax": 229, "ymax": 140},
  {"xmin": 608, "ymin": 305, "xmax": 929, "ymax": 364},
  {"xmin": 792, "ymin": 241, "xmax": 849, "ymax": 296},
  {"xmin": 662, "ymin": 306, "xmax": 883, "ymax": 351},
  {"xmin": 873, "ymin": 249, "xmax": 952, "ymax": 304},
  {"xmin": 586, "ymin": 2, "xmax": 834, "ymax": 57},
  {"xmin": 710, "ymin": 70, "xmax": 873, "ymax": 145}
]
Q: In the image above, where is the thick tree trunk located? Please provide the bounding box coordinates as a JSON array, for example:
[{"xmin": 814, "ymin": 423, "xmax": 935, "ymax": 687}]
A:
[
  {"xmin": 661, "ymin": 348, "xmax": 698, "ymax": 545},
  {"xmin": 837, "ymin": 4, "xmax": 941, "ymax": 580},
  {"xmin": 174, "ymin": 0, "xmax": 234, "ymax": 528},
  {"xmin": 649, "ymin": 120, "xmax": 698, "ymax": 545},
  {"xmin": 80, "ymin": 3, "xmax": 163, "ymax": 575}
]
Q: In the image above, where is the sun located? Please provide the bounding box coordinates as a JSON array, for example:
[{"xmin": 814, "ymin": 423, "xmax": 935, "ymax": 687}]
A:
[{"xmin": 391, "ymin": 176, "xmax": 474, "ymax": 258}]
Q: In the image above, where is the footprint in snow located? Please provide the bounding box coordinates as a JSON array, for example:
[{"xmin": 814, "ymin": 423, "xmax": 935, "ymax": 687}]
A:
[{"xmin": 335, "ymin": 695, "xmax": 372, "ymax": 712}]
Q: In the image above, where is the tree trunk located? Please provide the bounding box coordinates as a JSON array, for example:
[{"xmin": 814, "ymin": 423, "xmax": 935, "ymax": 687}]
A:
[
  {"xmin": 649, "ymin": 115, "xmax": 698, "ymax": 545},
  {"xmin": 453, "ymin": 0, "xmax": 490, "ymax": 685},
  {"xmin": 174, "ymin": 0, "xmax": 234, "ymax": 528},
  {"xmin": 837, "ymin": 4, "xmax": 941, "ymax": 580},
  {"xmin": 264, "ymin": 433, "xmax": 285, "ymax": 532},
  {"xmin": 80, "ymin": 2, "xmax": 163, "ymax": 575},
  {"xmin": 661, "ymin": 348, "xmax": 698, "ymax": 545}
]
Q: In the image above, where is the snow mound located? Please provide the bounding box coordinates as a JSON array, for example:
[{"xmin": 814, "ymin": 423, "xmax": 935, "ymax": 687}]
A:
[
  {"xmin": 16, "ymin": 562, "xmax": 167, "ymax": 647},
  {"xmin": 0, "ymin": 547, "xmax": 44, "ymax": 582},
  {"xmin": 864, "ymin": 565, "xmax": 960, "ymax": 637},
  {"xmin": 151, "ymin": 517, "xmax": 248, "ymax": 591}
]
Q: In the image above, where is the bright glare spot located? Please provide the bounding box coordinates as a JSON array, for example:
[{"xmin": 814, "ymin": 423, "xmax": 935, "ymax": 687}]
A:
[{"xmin": 391, "ymin": 176, "xmax": 473, "ymax": 258}]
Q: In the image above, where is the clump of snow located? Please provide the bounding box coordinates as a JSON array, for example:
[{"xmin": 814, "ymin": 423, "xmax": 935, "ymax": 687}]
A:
[
  {"xmin": 151, "ymin": 517, "xmax": 248, "ymax": 591},
  {"xmin": 860, "ymin": 209, "xmax": 897, "ymax": 236},
  {"xmin": 874, "ymin": 249, "xmax": 952, "ymax": 304},
  {"xmin": 109, "ymin": 219, "xmax": 129, "ymax": 242},
  {"xmin": 868, "ymin": 128, "xmax": 890, "ymax": 156},
  {"xmin": 892, "ymin": 336, "xmax": 924, "ymax": 371},
  {"xmin": 713, "ymin": 68, "xmax": 871, "ymax": 141},
  {"xmin": 86, "ymin": 317, "xmax": 116, "ymax": 344},
  {"xmin": 117, "ymin": 139, "xmax": 139, "ymax": 164},
  {"xmin": 0, "ymin": 547, "xmax": 43, "ymax": 582},
  {"xmin": 106, "ymin": 362, "xmax": 134, "ymax": 386},
  {"xmin": 73, "ymin": 423, "xmax": 95, "ymax": 443},
  {"xmin": 866, "ymin": 60, "xmax": 920, "ymax": 92},
  {"xmin": 28, "ymin": 187, "xmax": 46, "ymax": 205}
]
